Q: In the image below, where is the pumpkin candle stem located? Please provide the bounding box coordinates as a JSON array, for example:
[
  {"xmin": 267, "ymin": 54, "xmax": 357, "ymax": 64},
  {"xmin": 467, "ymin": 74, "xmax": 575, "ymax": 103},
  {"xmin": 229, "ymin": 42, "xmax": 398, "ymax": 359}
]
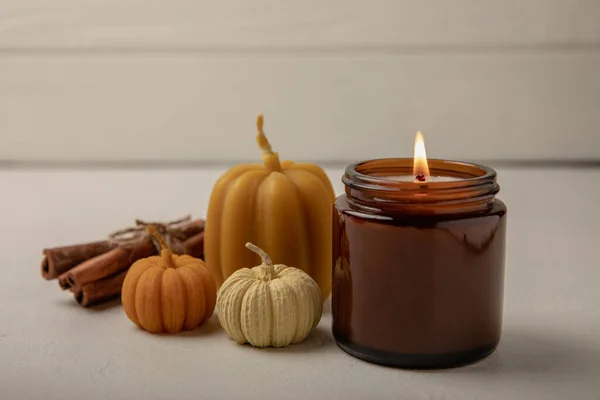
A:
[
  {"xmin": 245, "ymin": 242, "xmax": 278, "ymax": 280},
  {"xmin": 256, "ymin": 114, "xmax": 281, "ymax": 172},
  {"xmin": 147, "ymin": 225, "xmax": 175, "ymax": 268}
]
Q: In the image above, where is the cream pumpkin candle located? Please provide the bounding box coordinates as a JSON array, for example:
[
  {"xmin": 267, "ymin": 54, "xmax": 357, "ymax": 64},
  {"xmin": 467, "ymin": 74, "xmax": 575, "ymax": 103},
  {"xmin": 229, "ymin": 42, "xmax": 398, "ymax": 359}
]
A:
[
  {"xmin": 204, "ymin": 115, "xmax": 335, "ymax": 299},
  {"xmin": 216, "ymin": 243, "xmax": 322, "ymax": 347}
]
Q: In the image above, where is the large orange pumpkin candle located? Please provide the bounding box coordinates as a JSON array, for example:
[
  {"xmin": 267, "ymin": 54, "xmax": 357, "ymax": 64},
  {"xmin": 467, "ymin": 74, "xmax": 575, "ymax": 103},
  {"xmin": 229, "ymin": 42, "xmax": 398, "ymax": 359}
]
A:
[{"xmin": 204, "ymin": 115, "xmax": 335, "ymax": 300}]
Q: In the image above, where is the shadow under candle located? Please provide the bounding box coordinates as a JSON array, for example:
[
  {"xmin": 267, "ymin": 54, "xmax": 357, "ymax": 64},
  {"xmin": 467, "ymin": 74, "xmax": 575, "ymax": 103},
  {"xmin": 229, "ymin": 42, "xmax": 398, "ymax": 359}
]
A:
[{"xmin": 449, "ymin": 325, "xmax": 600, "ymax": 380}]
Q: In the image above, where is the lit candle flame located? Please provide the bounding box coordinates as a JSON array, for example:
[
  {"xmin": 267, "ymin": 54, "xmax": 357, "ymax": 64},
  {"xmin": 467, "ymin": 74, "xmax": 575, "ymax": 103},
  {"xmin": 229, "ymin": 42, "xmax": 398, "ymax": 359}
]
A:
[{"xmin": 413, "ymin": 131, "xmax": 430, "ymax": 182}]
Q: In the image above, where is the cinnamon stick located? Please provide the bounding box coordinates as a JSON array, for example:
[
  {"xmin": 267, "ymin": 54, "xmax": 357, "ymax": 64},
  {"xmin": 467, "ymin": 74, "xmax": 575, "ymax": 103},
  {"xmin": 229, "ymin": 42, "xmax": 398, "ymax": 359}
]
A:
[
  {"xmin": 176, "ymin": 219, "xmax": 205, "ymax": 238},
  {"xmin": 44, "ymin": 218, "xmax": 204, "ymax": 282},
  {"xmin": 183, "ymin": 232, "xmax": 205, "ymax": 259},
  {"xmin": 58, "ymin": 221, "xmax": 206, "ymax": 292},
  {"xmin": 45, "ymin": 217, "xmax": 206, "ymax": 307},
  {"xmin": 41, "ymin": 241, "xmax": 117, "ymax": 280},
  {"xmin": 72, "ymin": 232, "xmax": 205, "ymax": 308},
  {"xmin": 74, "ymin": 270, "xmax": 127, "ymax": 307},
  {"xmin": 58, "ymin": 239, "xmax": 156, "ymax": 292}
]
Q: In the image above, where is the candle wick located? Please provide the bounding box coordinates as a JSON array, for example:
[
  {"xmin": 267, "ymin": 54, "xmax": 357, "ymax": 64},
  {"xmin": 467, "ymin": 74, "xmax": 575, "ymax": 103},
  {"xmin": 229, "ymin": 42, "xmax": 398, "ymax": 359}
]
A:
[{"xmin": 415, "ymin": 174, "xmax": 427, "ymax": 182}]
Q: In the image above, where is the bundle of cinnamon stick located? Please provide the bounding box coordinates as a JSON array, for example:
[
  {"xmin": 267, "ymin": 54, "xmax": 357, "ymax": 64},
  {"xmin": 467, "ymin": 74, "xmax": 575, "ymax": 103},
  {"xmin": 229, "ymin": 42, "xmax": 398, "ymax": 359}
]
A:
[{"xmin": 41, "ymin": 217, "xmax": 205, "ymax": 307}]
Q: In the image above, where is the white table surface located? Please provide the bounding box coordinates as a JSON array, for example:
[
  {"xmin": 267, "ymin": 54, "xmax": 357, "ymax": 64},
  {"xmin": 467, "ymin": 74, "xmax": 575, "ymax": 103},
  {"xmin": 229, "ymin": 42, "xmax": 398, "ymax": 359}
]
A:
[{"xmin": 1, "ymin": 165, "xmax": 599, "ymax": 400}]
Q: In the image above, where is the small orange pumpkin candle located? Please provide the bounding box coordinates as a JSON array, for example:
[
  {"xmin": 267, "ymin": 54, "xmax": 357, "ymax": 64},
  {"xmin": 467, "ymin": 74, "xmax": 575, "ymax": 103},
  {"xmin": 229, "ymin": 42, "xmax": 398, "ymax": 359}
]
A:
[
  {"xmin": 122, "ymin": 226, "xmax": 217, "ymax": 334},
  {"xmin": 204, "ymin": 115, "xmax": 335, "ymax": 300}
]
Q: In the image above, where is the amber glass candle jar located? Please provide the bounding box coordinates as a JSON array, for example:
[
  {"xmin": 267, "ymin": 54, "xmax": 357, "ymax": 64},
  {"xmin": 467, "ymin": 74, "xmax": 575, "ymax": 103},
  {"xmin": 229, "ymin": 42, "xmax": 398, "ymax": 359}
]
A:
[{"xmin": 332, "ymin": 158, "xmax": 507, "ymax": 369}]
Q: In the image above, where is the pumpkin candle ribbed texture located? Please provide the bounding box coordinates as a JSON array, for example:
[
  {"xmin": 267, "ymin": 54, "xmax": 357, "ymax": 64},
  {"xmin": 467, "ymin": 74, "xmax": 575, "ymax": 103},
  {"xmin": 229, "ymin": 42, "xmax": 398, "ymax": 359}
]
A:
[
  {"xmin": 121, "ymin": 225, "xmax": 217, "ymax": 334},
  {"xmin": 204, "ymin": 115, "xmax": 335, "ymax": 299},
  {"xmin": 216, "ymin": 243, "xmax": 322, "ymax": 347}
]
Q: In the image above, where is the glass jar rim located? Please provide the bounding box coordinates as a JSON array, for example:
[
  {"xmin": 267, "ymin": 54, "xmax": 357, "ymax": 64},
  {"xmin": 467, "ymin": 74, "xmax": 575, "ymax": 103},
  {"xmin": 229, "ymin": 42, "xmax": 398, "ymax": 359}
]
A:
[
  {"xmin": 343, "ymin": 158, "xmax": 497, "ymax": 193},
  {"xmin": 341, "ymin": 158, "xmax": 500, "ymax": 214}
]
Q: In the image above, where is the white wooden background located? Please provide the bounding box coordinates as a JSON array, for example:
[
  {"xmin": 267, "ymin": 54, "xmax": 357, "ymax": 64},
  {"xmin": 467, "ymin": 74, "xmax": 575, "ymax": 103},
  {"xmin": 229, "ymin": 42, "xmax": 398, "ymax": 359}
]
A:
[{"xmin": 1, "ymin": 0, "xmax": 599, "ymax": 163}]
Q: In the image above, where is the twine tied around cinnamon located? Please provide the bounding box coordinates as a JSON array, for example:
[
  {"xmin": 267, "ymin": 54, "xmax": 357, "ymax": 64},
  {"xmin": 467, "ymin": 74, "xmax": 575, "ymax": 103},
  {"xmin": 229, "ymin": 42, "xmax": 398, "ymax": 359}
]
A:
[{"xmin": 108, "ymin": 215, "xmax": 192, "ymax": 254}]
